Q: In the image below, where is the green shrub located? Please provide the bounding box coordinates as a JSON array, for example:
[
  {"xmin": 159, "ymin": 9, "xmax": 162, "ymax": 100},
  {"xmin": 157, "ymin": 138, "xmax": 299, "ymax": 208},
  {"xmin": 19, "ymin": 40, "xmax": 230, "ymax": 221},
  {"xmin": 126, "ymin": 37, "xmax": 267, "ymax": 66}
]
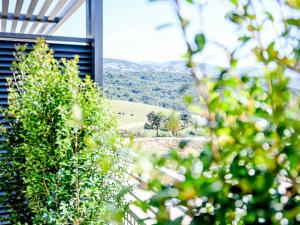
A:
[{"xmin": 0, "ymin": 39, "xmax": 126, "ymax": 224}]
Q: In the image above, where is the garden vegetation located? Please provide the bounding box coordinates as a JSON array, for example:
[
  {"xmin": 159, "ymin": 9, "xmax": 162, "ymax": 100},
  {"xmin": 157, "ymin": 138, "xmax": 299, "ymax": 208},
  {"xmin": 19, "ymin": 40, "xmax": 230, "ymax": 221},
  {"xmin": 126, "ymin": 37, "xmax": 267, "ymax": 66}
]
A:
[
  {"xmin": 135, "ymin": 0, "xmax": 300, "ymax": 224},
  {"xmin": 0, "ymin": 39, "xmax": 126, "ymax": 224}
]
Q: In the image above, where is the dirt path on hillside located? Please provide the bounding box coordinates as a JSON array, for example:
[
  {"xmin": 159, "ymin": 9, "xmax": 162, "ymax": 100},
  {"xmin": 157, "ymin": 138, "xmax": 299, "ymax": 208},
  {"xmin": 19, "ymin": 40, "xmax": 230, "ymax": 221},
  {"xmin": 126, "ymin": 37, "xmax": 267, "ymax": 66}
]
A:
[
  {"xmin": 131, "ymin": 136, "xmax": 207, "ymax": 156},
  {"xmin": 118, "ymin": 122, "xmax": 145, "ymax": 130}
]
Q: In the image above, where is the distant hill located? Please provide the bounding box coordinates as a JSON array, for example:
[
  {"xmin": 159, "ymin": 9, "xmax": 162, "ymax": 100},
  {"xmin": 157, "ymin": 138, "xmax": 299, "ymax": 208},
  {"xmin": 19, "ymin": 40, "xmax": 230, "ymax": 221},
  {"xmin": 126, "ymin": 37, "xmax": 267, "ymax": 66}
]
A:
[
  {"xmin": 104, "ymin": 58, "xmax": 300, "ymax": 110},
  {"xmin": 103, "ymin": 58, "xmax": 258, "ymax": 110},
  {"xmin": 104, "ymin": 58, "xmax": 197, "ymax": 110}
]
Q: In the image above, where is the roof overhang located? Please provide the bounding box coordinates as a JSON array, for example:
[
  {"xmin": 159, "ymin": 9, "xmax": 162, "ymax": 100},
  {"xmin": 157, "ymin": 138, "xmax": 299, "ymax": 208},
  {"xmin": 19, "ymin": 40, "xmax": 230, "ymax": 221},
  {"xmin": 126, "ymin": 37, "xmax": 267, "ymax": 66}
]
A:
[{"xmin": 0, "ymin": 0, "xmax": 85, "ymax": 35}]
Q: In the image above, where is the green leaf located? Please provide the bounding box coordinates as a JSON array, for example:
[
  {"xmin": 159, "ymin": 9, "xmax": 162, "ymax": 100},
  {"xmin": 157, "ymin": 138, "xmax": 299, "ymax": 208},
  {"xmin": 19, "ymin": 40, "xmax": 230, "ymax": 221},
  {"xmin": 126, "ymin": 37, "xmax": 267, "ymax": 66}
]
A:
[
  {"xmin": 226, "ymin": 12, "xmax": 243, "ymax": 25},
  {"xmin": 266, "ymin": 41, "xmax": 277, "ymax": 60},
  {"xmin": 230, "ymin": 0, "xmax": 238, "ymax": 6},
  {"xmin": 230, "ymin": 58, "xmax": 238, "ymax": 68},
  {"xmin": 194, "ymin": 33, "xmax": 206, "ymax": 52},
  {"xmin": 263, "ymin": 11, "xmax": 274, "ymax": 21},
  {"xmin": 285, "ymin": 18, "xmax": 300, "ymax": 27},
  {"xmin": 286, "ymin": 0, "xmax": 300, "ymax": 9},
  {"xmin": 238, "ymin": 35, "xmax": 251, "ymax": 43}
]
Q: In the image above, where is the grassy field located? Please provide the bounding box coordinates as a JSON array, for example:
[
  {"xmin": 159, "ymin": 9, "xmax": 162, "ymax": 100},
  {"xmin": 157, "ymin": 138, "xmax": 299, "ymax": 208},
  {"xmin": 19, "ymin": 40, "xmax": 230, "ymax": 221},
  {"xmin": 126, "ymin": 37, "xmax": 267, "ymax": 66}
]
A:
[
  {"xmin": 109, "ymin": 99, "xmax": 172, "ymax": 129},
  {"xmin": 109, "ymin": 99, "xmax": 205, "ymax": 154}
]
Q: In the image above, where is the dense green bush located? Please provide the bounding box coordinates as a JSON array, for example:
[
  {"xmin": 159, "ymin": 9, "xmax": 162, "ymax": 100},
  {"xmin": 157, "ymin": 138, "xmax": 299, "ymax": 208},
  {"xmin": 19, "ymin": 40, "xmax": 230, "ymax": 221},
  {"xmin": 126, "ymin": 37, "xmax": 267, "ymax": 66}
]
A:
[
  {"xmin": 0, "ymin": 39, "xmax": 126, "ymax": 224},
  {"xmin": 135, "ymin": 0, "xmax": 300, "ymax": 224}
]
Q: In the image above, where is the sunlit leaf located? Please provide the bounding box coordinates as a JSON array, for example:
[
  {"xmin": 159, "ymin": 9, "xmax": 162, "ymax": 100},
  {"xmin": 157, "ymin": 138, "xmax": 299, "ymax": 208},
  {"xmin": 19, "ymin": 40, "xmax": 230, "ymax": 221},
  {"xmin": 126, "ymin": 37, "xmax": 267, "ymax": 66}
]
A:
[{"xmin": 194, "ymin": 33, "xmax": 206, "ymax": 52}]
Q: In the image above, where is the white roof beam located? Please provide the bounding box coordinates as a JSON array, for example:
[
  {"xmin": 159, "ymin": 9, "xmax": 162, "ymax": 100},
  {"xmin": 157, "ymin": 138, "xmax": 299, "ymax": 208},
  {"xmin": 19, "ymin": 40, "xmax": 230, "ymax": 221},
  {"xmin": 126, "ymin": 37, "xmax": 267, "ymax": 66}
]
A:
[
  {"xmin": 38, "ymin": 0, "xmax": 68, "ymax": 34},
  {"xmin": 1, "ymin": 0, "xmax": 9, "ymax": 32},
  {"xmin": 11, "ymin": 0, "xmax": 24, "ymax": 33},
  {"xmin": 20, "ymin": 0, "xmax": 38, "ymax": 33},
  {"xmin": 29, "ymin": 0, "xmax": 54, "ymax": 34},
  {"xmin": 46, "ymin": 0, "xmax": 85, "ymax": 35}
]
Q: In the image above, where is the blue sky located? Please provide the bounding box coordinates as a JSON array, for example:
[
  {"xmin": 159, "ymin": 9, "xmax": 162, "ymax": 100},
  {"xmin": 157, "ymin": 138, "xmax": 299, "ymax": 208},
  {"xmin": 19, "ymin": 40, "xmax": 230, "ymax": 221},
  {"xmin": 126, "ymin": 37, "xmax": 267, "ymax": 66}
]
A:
[
  {"xmin": 102, "ymin": 0, "xmax": 241, "ymax": 66},
  {"xmin": 51, "ymin": 0, "xmax": 245, "ymax": 66},
  {"xmin": 2, "ymin": 0, "xmax": 279, "ymax": 66},
  {"xmin": 45, "ymin": 0, "xmax": 256, "ymax": 66}
]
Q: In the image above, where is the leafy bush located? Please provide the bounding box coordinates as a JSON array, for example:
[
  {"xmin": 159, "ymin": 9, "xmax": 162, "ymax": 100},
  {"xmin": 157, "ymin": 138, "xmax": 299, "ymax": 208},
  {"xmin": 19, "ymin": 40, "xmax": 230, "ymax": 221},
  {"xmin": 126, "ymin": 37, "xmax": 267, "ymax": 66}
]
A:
[
  {"xmin": 135, "ymin": 0, "xmax": 300, "ymax": 224},
  {"xmin": 0, "ymin": 39, "xmax": 126, "ymax": 224}
]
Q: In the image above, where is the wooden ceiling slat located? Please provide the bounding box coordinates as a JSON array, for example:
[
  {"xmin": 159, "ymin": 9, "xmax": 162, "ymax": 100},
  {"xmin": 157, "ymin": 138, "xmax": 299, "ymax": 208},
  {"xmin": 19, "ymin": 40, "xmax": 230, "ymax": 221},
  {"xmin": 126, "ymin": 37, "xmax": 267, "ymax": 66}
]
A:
[
  {"xmin": 38, "ymin": 0, "xmax": 68, "ymax": 34},
  {"xmin": 11, "ymin": 0, "xmax": 24, "ymax": 32},
  {"xmin": 20, "ymin": 0, "xmax": 38, "ymax": 33},
  {"xmin": 1, "ymin": 0, "xmax": 9, "ymax": 32},
  {"xmin": 29, "ymin": 0, "xmax": 54, "ymax": 34}
]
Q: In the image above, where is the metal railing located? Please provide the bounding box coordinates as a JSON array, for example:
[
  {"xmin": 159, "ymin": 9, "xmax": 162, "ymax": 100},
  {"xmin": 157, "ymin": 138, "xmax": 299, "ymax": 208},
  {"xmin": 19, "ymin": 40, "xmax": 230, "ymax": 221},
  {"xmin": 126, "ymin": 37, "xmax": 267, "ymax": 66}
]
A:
[
  {"xmin": 121, "ymin": 149, "xmax": 187, "ymax": 225},
  {"xmin": 124, "ymin": 211, "xmax": 146, "ymax": 225}
]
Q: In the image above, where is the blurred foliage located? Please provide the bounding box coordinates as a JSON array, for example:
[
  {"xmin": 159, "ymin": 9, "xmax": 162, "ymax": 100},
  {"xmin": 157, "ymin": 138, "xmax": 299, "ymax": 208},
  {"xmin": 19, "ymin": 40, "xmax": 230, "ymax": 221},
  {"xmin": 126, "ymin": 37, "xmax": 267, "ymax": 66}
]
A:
[
  {"xmin": 0, "ymin": 39, "xmax": 127, "ymax": 224},
  {"xmin": 135, "ymin": 0, "xmax": 300, "ymax": 224}
]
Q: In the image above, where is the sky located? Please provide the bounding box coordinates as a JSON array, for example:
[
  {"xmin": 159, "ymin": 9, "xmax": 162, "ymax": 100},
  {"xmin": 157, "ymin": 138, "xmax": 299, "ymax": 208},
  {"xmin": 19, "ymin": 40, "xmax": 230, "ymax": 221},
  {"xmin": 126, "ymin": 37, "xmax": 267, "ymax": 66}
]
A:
[
  {"xmin": 1, "ymin": 0, "xmax": 257, "ymax": 66},
  {"xmin": 55, "ymin": 0, "xmax": 246, "ymax": 66},
  {"xmin": 102, "ymin": 0, "xmax": 241, "ymax": 66}
]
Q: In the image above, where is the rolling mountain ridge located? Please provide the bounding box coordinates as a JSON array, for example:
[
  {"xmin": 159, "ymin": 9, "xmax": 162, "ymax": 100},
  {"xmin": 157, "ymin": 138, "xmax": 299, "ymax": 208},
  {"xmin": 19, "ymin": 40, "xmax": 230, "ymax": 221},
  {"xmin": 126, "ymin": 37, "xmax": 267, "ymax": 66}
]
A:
[{"xmin": 103, "ymin": 58, "xmax": 300, "ymax": 110}]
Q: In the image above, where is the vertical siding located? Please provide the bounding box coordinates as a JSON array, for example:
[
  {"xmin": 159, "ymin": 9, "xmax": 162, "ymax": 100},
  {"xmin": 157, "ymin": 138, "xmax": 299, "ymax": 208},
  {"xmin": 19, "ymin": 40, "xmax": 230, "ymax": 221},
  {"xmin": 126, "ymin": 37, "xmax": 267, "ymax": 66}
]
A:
[{"xmin": 0, "ymin": 39, "xmax": 93, "ymax": 224}]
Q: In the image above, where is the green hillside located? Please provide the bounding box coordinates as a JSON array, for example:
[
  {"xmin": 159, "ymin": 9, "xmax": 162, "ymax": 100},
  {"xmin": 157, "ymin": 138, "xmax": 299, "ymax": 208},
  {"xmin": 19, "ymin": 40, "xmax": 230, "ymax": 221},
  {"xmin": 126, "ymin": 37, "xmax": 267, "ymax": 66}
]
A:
[
  {"xmin": 103, "ymin": 58, "xmax": 268, "ymax": 111},
  {"xmin": 104, "ymin": 58, "xmax": 198, "ymax": 111},
  {"xmin": 109, "ymin": 99, "xmax": 172, "ymax": 129}
]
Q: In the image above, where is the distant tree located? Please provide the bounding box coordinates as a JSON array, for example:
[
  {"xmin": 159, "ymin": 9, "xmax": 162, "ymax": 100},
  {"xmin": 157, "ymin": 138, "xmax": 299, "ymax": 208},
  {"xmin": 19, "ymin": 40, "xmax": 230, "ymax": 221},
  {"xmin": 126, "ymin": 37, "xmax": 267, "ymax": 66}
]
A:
[
  {"xmin": 166, "ymin": 112, "xmax": 182, "ymax": 137},
  {"xmin": 146, "ymin": 111, "xmax": 164, "ymax": 137},
  {"xmin": 144, "ymin": 122, "xmax": 152, "ymax": 130},
  {"xmin": 180, "ymin": 113, "xmax": 191, "ymax": 128}
]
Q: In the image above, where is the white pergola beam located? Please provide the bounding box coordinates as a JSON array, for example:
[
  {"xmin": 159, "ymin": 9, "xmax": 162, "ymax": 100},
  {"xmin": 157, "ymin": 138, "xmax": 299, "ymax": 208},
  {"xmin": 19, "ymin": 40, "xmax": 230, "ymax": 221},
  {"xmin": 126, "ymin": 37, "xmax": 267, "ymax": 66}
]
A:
[
  {"xmin": 20, "ymin": 0, "xmax": 38, "ymax": 33},
  {"xmin": 11, "ymin": 0, "xmax": 24, "ymax": 33},
  {"xmin": 38, "ymin": 0, "xmax": 68, "ymax": 34},
  {"xmin": 29, "ymin": 0, "xmax": 54, "ymax": 34},
  {"xmin": 1, "ymin": 0, "xmax": 9, "ymax": 32},
  {"xmin": 1, "ymin": 0, "xmax": 94, "ymax": 39},
  {"xmin": 45, "ymin": 0, "xmax": 85, "ymax": 35}
]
